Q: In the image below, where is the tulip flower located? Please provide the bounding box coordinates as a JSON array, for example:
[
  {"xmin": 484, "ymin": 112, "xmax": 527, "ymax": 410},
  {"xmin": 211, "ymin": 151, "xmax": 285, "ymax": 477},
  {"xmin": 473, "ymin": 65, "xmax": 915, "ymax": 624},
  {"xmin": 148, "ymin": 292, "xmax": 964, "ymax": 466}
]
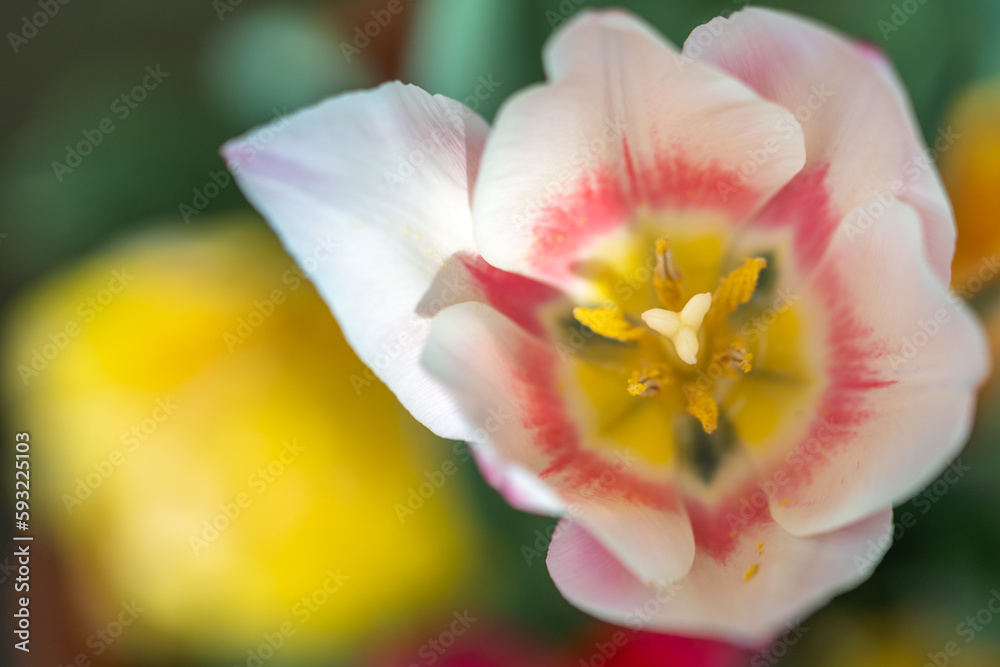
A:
[{"xmin": 224, "ymin": 8, "xmax": 988, "ymax": 643}]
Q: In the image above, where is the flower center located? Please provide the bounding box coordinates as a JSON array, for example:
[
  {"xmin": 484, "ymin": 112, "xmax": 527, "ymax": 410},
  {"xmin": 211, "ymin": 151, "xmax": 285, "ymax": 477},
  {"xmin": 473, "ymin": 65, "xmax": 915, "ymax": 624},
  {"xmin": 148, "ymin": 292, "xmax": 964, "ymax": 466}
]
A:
[
  {"xmin": 570, "ymin": 237, "xmax": 767, "ymax": 436},
  {"xmin": 549, "ymin": 230, "xmax": 819, "ymax": 482}
]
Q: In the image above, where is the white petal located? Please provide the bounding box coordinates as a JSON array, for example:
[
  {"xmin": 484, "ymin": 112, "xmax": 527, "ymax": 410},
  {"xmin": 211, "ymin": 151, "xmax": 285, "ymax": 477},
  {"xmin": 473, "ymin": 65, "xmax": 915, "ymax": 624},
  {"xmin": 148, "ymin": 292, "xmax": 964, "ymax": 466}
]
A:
[
  {"xmin": 422, "ymin": 302, "xmax": 696, "ymax": 584},
  {"xmin": 547, "ymin": 507, "xmax": 894, "ymax": 645},
  {"xmin": 685, "ymin": 8, "xmax": 955, "ymax": 284},
  {"xmin": 223, "ymin": 82, "xmax": 489, "ymax": 440},
  {"xmin": 472, "ymin": 9, "xmax": 805, "ymax": 291},
  {"xmin": 758, "ymin": 200, "xmax": 988, "ymax": 536}
]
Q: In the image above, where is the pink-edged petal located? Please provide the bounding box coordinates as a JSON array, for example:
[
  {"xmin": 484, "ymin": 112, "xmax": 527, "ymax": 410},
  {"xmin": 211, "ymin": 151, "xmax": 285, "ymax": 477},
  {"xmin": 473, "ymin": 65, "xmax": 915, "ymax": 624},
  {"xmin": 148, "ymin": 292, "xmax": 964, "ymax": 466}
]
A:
[
  {"xmin": 422, "ymin": 302, "xmax": 695, "ymax": 584},
  {"xmin": 223, "ymin": 82, "xmax": 488, "ymax": 440},
  {"xmin": 763, "ymin": 201, "xmax": 988, "ymax": 536},
  {"xmin": 547, "ymin": 503, "xmax": 893, "ymax": 645},
  {"xmin": 472, "ymin": 9, "xmax": 805, "ymax": 291},
  {"xmin": 685, "ymin": 8, "xmax": 955, "ymax": 284},
  {"xmin": 415, "ymin": 251, "xmax": 562, "ymax": 339},
  {"xmin": 471, "ymin": 444, "xmax": 566, "ymax": 516}
]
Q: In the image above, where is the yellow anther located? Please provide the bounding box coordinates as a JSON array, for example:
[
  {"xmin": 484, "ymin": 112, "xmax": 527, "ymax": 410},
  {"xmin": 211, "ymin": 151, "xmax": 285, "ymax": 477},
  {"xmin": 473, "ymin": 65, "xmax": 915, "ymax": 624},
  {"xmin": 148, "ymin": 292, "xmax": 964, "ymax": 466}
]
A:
[
  {"xmin": 626, "ymin": 365, "xmax": 673, "ymax": 397},
  {"xmin": 713, "ymin": 339, "xmax": 753, "ymax": 375},
  {"xmin": 734, "ymin": 347, "xmax": 753, "ymax": 374},
  {"xmin": 653, "ymin": 237, "xmax": 685, "ymax": 311},
  {"xmin": 706, "ymin": 257, "xmax": 767, "ymax": 327},
  {"xmin": 683, "ymin": 383, "xmax": 718, "ymax": 434},
  {"xmin": 744, "ymin": 563, "xmax": 759, "ymax": 581},
  {"xmin": 627, "ymin": 380, "xmax": 651, "ymax": 397},
  {"xmin": 642, "ymin": 293, "xmax": 712, "ymax": 365},
  {"xmin": 572, "ymin": 306, "xmax": 646, "ymax": 343}
]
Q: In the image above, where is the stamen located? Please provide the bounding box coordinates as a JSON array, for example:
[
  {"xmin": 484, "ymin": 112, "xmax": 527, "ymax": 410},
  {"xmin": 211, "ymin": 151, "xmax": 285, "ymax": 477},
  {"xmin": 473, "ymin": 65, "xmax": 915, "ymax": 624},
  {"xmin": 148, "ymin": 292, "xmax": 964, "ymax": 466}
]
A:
[
  {"xmin": 653, "ymin": 237, "xmax": 685, "ymax": 310},
  {"xmin": 626, "ymin": 365, "xmax": 672, "ymax": 397},
  {"xmin": 682, "ymin": 383, "xmax": 718, "ymax": 434},
  {"xmin": 705, "ymin": 257, "xmax": 767, "ymax": 328},
  {"xmin": 572, "ymin": 306, "xmax": 646, "ymax": 342},
  {"xmin": 641, "ymin": 293, "xmax": 712, "ymax": 365},
  {"xmin": 713, "ymin": 339, "xmax": 753, "ymax": 375}
]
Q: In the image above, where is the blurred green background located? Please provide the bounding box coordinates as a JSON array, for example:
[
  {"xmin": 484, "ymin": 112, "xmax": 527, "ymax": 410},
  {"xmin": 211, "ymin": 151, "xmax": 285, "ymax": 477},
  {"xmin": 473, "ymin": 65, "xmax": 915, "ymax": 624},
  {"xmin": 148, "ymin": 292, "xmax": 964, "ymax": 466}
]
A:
[{"xmin": 3, "ymin": 0, "xmax": 1000, "ymax": 665}]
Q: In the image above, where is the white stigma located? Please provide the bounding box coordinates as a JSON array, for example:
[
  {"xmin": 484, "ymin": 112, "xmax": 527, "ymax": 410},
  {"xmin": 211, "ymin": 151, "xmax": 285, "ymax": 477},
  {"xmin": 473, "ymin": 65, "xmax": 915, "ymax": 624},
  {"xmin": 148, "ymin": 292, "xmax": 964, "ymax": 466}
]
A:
[{"xmin": 641, "ymin": 293, "xmax": 712, "ymax": 365}]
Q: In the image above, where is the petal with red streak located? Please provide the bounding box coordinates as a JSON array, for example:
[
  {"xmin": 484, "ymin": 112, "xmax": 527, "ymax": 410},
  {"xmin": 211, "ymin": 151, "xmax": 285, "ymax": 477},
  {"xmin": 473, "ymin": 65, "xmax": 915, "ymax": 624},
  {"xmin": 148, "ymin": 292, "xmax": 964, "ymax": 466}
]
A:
[
  {"xmin": 422, "ymin": 302, "xmax": 695, "ymax": 584},
  {"xmin": 764, "ymin": 201, "xmax": 988, "ymax": 536},
  {"xmin": 472, "ymin": 9, "xmax": 805, "ymax": 291},
  {"xmin": 686, "ymin": 8, "xmax": 955, "ymax": 284},
  {"xmin": 547, "ymin": 503, "xmax": 893, "ymax": 645}
]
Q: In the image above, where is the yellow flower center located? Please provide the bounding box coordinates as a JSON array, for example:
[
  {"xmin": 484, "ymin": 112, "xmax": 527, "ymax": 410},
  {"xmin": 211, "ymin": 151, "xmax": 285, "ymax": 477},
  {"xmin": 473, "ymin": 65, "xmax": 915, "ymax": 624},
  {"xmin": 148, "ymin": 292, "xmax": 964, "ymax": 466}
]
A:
[
  {"xmin": 571, "ymin": 237, "xmax": 766, "ymax": 435},
  {"xmin": 550, "ymin": 227, "xmax": 819, "ymax": 482}
]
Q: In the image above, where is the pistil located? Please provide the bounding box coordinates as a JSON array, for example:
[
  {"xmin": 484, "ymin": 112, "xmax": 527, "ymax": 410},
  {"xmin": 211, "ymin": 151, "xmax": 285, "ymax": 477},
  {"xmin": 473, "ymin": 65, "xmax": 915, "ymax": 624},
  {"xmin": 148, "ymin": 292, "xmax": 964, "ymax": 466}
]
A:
[{"xmin": 641, "ymin": 293, "xmax": 712, "ymax": 365}]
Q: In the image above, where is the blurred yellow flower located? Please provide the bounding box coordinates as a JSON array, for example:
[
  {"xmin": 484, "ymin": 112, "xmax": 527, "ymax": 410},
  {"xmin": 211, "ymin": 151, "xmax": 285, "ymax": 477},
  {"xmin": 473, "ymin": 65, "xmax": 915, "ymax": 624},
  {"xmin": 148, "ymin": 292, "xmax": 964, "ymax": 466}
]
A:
[
  {"xmin": 939, "ymin": 79, "xmax": 1000, "ymax": 406},
  {"xmin": 803, "ymin": 611, "xmax": 1000, "ymax": 667},
  {"xmin": 2, "ymin": 217, "xmax": 479, "ymax": 662},
  {"xmin": 940, "ymin": 80, "xmax": 1000, "ymax": 291}
]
